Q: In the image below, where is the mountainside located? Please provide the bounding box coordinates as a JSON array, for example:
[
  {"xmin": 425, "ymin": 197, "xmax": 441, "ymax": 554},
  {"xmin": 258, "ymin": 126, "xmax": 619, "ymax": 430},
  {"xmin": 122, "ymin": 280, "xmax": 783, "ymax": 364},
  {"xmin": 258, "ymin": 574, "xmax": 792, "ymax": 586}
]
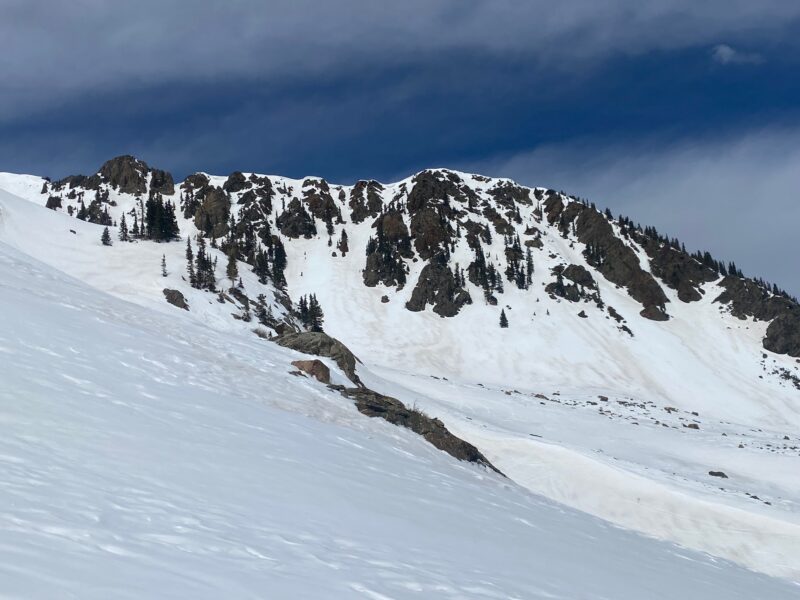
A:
[{"xmin": 1, "ymin": 155, "xmax": 800, "ymax": 593}]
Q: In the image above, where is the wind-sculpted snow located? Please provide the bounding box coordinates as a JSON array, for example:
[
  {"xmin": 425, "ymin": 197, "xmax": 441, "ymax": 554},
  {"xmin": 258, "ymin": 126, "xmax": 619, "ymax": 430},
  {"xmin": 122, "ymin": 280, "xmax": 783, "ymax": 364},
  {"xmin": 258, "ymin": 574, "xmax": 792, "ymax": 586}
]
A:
[{"xmin": 4, "ymin": 241, "xmax": 800, "ymax": 597}]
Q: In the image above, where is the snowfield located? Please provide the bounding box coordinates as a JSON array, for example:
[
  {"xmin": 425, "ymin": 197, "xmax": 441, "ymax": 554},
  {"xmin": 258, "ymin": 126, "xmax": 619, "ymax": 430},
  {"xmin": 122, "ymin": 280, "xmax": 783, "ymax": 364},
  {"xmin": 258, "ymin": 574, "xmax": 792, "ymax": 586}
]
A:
[{"xmin": 1, "ymin": 172, "xmax": 799, "ymax": 597}]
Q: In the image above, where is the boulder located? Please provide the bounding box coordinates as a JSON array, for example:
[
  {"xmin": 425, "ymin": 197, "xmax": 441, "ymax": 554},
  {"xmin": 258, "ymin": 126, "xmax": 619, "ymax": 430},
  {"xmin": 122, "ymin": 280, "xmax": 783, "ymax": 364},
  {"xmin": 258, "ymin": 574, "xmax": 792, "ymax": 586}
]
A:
[
  {"xmin": 163, "ymin": 289, "xmax": 189, "ymax": 310},
  {"xmin": 291, "ymin": 359, "xmax": 331, "ymax": 384},
  {"xmin": 276, "ymin": 331, "xmax": 361, "ymax": 386}
]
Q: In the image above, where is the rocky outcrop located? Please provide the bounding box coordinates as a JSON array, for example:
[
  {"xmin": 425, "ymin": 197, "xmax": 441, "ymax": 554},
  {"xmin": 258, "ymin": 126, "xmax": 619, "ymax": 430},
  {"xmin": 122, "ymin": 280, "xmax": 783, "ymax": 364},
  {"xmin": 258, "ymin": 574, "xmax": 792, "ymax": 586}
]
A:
[
  {"xmin": 53, "ymin": 155, "xmax": 174, "ymax": 196},
  {"xmin": 562, "ymin": 264, "xmax": 596, "ymax": 288},
  {"xmin": 333, "ymin": 386, "xmax": 500, "ymax": 473},
  {"xmin": 363, "ymin": 210, "xmax": 412, "ymax": 288},
  {"xmin": 406, "ymin": 170, "xmax": 479, "ymax": 213},
  {"xmin": 276, "ymin": 198, "xmax": 317, "ymax": 239},
  {"xmin": 406, "ymin": 260, "xmax": 472, "ymax": 317},
  {"xmin": 764, "ymin": 313, "xmax": 800, "ymax": 357},
  {"xmin": 163, "ymin": 289, "xmax": 189, "ymax": 310},
  {"xmin": 223, "ymin": 171, "xmax": 250, "ymax": 194},
  {"xmin": 302, "ymin": 178, "xmax": 339, "ymax": 225},
  {"xmin": 349, "ymin": 180, "xmax": 384, "ymax": 224},
  {"xmin": 545, "ymin": 265, "xmax": 601, "ymax": 306},
  {"xmin": 543, "ymin": 198, "xmax": 669, "ymax": 320},
  {"xmin": 410, "ymin": 207, "xmax": 453, "ymax": 260},
  {"xmin": 291, "ymin": 359, "xmax": 331, "ymax": 384},
  {"xmin": 275, "ymin": 331, "xmax": 362, "ymax": 386},
  {"xmin": 193, "ymin": 186, "xmax": 231, "ymax": 238},
  {"xmin": 644, "ymin": 241, "xmax": 717, "ymax": 303},
  {"xmin": 99, "ymin": 155, "xmax": 173, "ymax": 195}
]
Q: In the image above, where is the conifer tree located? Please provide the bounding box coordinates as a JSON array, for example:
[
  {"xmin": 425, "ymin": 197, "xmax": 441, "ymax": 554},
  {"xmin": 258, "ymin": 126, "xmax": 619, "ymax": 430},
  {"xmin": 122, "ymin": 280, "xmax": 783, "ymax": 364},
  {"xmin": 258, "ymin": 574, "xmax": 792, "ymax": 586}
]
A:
[
  {"xmin": 307, "ymin": 294, "xmax": 324, "ymax": 332},
  {"xmin": 499, "ymin": 309, "xmax": 509, "ymax": 328},
  {"xmin": 226, "ymin": 248, "xmax": 239, "ymax": 286},
  {"xmin": 101, "ymin": 226, "xmax": 112, "ymax": 246},
  {"xmin": 161, "ymin": 254, "xmax": 168, "ymax": 277},
  {"xmin": 119, "ymin": 214, "xmax": 129, "ymax": 242}
]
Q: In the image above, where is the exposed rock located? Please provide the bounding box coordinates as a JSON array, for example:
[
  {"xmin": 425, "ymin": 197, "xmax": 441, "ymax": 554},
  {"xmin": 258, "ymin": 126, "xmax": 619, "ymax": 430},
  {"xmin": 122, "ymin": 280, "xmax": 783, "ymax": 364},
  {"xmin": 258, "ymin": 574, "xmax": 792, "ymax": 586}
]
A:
[
  {"xmin": 764, "ymin": 313, "xmax": 800, "ymax": 357},
  {"xmin": 406, "ymin": 260, "xmax": 472, "ymax": 317},
  {"xmin": 302, "ymin": 178, "xmax": 338, "ymax": 224},
  {"xmin": 192, "ymin": 186, "xmax": 230, "ymax": 238},
  {"xmin": 163, "ymin": 289, "xmax": 189, "ymax": 310},
  {"xmin": 410, "ymin": 206, "xmax": 452, "ymax": 259},
  {"xmin": 333, "ymin": 386, "xmax": 500, "ymax": 472},
  {"xmin": 644, "ymin": 241, "xmax": 717, "ymax": 303},
  {"xmin": 100, "ymin": 155, "xmax": 174, "ymax": 195},
  {"xmin": 578, "ymin": 208, "xmax": 667, "ymax": 319},
  {"xmin": 223, "ymin": 171, "xmax": 250, "ymax": 194},
  {"xmin": 487, "ymin": 181, "xmax": 532, "ymax": 207},
  {"xmin": 276, "ymin": 198, "xmax": 317, "ymax": 239},
  {"xmin": 406, "ymin": 170, "xmax": 478, "ymax": 214},
  {"xmin": 709, "ymin": 470, "xmax": 728, "ymax": 479},
  {"xmin": 714, "ymin": 276, "xmax": 800, "ymax": 357},
  {"xmin": 562, "ymin": 264, "xmax": 596, "ymax": 288},
  {"xmin": 291, "ymin": 359, "xmax": 331, "ymax": 384},
  {"xmin": 349, "ymin": 180, "xmax": 384, "ymax": 223},
  {"xmin": 275, "ymin": 331, "xmax": 362, "ymax": 386}
]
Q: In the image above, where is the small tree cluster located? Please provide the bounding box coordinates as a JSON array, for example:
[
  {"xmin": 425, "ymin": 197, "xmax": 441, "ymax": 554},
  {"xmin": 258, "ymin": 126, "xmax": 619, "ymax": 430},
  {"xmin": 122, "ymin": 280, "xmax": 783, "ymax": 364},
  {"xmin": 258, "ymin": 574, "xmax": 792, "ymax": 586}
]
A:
[
  {"xmin": 186, "ymin": 236, "xmax": 216, "ymax": 291},
  {"xmin": 297, "ymin": 294, "xmax": 324, "ymax": 332}
]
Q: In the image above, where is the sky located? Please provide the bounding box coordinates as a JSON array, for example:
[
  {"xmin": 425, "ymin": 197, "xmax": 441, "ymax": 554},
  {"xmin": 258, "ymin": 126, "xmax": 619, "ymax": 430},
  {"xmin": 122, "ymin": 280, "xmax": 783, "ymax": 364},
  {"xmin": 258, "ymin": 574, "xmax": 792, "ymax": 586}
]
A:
[{"xmin": 1, "ymin": 0, "xmax": 799, "ymax": 293}]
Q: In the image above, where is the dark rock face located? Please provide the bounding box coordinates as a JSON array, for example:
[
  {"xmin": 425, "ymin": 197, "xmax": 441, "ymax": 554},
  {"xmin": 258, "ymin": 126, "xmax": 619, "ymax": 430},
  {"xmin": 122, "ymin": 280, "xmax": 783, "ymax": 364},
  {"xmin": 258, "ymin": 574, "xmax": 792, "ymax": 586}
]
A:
[
  {"xmin": 764, "ymin": 313, "xmax": 800, "ymax": 357},
  {"xmin": 194, "ymin": 186, "xmax": 231, "ymax": 238},
  {"xmin": 291, "ymin": 359, "xmax": 331, "ymax": 384},
  {"xmin": 542, "ymin": 194, "xmax": 668, "ymax": 319},
  {"xmin": 487, "ymin": 181, "xmax": 532, "ymax": 207},
  {"xmin": 545, "ymin": 265, "xmax": 601, "ymax": 306},
  {"xmin": 714, "ymin": 276, "xmax": 792, "ymax": 321},
  {"xmin": 644, "ymin": 241, "xmax": 717, "ymax": 303},
  {"xmin": 410, "ymin": 207, "xmax": 453, "ymax": 260},
  {"xmin": 406, "ymin": 170, "xmax": 479, "ymax": 213},
  {"xmin": 223, "ymin": 171, "xmax": 250, "ymax": 194},
  {"xmin": 556, "ymin": 202, "xmax": 669, "ymax": 320},
  {"xmin": 182, "ymin": 173, "xmax": 211, "ymax": 192},
  {"xmin": 275, "ymin": 331, "xmax": 362, "ymax": 386},
  {"xmin": 276, "ymin": 198, "xmax": 317, "ymax": 239},
  {"xmin": 406, "ymin": 260, "xmax": 472, "ymax": 317},
  {"xmin": 562, "ymin": 264, "xmax": 596, "ymax": 288},
  {"xmin": 98, "ymin": 156, "xmax": 156, "ymax": 195},
  {"xmin": 149, "ymin": 168, "xmax": 175, "ymax": 195},
  {"xmin": 363, "ymin": 210, "xmax": 412, "ymax": 288},
  {"xmin": 335, "ymin": 386, "xmax": 500, "ymax": 472},
  {"xmin": 482, "ymin": 205, "xmax": 514, "ymax": 235},
  {"xmin": 302, "ymin": 179, "xmax": 338, "ymax": 224},
  {"xmin": 53, "ymin": 155, "xmax": 174, "ymax": 196},
  {"xmin": 349, "ymin": 180, "xmax": 384, "ymax": 224},
  {"xmin": 163, "ymin": 289, "xmax": 189, "ymax": 310}
]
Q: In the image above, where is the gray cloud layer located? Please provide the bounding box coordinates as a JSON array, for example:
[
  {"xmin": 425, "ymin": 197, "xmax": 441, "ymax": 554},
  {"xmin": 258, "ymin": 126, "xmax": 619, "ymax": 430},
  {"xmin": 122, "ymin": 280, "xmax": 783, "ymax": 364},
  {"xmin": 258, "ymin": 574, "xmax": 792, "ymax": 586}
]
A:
[
  {"xmin": 467, "ymin": 127, "xmax": 800, "ymax": 296},
  {"xmin": 1, "ymin": 0, "xmax": 797, "ymax": 120}
]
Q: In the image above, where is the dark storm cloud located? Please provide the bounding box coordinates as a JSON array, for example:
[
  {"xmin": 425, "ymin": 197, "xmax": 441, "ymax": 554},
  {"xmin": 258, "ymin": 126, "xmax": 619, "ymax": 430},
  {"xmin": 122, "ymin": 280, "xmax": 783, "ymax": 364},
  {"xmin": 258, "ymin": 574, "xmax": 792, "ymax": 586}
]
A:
[{"xmin": 2, "ymin": 0, "xmax": 799, "ymax": 121}]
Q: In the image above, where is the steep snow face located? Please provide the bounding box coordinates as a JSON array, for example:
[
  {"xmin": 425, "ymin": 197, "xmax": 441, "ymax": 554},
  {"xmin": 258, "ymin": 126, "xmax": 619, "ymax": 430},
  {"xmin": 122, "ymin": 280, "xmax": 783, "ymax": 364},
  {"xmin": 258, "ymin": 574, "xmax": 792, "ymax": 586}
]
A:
[
  {"xmin": 4, "ymin": 219, "xmax": 800, "ymax": 598},
  {"xmin": 2, "ymin": 162, "xmax": 800, "ymax": 583}
]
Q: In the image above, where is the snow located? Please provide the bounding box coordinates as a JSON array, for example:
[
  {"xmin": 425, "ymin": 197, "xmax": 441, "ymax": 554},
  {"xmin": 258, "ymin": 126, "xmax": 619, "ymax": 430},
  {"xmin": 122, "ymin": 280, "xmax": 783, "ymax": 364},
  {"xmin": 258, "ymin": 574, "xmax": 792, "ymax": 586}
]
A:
[{"xmin": 1, "ymin": 168, "xmax": 800, "ymax": 595}]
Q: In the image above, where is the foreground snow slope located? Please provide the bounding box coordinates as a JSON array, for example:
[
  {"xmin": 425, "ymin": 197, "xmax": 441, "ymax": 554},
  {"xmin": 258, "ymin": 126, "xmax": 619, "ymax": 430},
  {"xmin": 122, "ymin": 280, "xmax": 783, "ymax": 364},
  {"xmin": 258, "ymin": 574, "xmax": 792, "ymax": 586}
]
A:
[{"xmin": 2, "ymin": 200, "xmax": 800, "ymax": 597}]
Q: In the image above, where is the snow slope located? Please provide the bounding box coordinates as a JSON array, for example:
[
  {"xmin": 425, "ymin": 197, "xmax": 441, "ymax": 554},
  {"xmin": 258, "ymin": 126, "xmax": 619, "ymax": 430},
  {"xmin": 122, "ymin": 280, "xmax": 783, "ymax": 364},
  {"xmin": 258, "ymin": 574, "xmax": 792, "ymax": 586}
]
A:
[
  {"xmin": 3, "ymin": 200, "xmax": 800, "ymax": 597},
  {"xmin": 2, "ymin": 164, "xmax": 800, "ymax": 586}
]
